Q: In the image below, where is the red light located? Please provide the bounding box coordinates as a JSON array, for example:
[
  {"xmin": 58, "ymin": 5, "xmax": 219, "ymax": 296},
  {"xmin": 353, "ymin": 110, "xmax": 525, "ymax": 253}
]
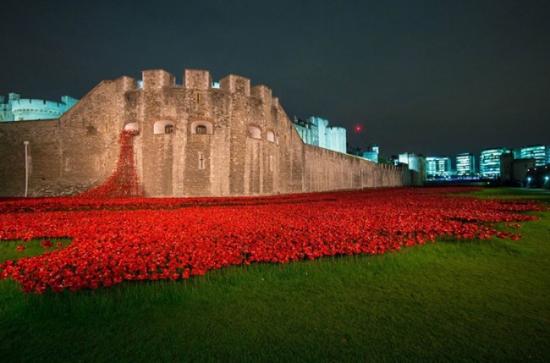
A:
[{"xmin": 354, "ymin": 124, "xmax": 363, "ymax": 133}]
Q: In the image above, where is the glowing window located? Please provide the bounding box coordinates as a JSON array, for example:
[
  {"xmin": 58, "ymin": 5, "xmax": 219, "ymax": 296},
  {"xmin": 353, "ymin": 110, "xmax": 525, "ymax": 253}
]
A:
[{"xmin": 248, "ymin": 125, "xmax": 261, "ymax": 139}]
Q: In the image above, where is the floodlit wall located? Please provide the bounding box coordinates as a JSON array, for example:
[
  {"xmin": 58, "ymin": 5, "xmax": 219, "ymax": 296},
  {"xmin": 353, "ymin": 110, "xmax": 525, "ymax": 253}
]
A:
[
  {"xmin": 0, "ymin": 120, "xmax": 60, "ymax": 196},
  {"xmin": 0, "ymin": 69, "xmax": 416, "ymax": 197},
  {"xmin": 0, "ymin": 78, "xmax": 134, "ymax": 196},
  {"xmin": 292, "ymin": 116, "xmax": 347, "ymax": 154}
]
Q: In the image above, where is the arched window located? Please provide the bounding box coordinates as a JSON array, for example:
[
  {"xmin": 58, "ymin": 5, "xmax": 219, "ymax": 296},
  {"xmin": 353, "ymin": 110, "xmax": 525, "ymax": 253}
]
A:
[
  {"xmin": 190, "ymin": 121, "xmax": 213, "ymax": 135},
  {"xmin": 248, "ymin": 125, "xmax": 262, "ymax": 139},
  {"xmin": 266, "ymin": 130, "xmax": 275, "ymax": 142},
  {"xmin": 154, "ymin": 121, "xmax": 175, "ymax": 135},
  {"xmin": 196, "ymin": 125, "xmax": 207, "ymax": 134}
]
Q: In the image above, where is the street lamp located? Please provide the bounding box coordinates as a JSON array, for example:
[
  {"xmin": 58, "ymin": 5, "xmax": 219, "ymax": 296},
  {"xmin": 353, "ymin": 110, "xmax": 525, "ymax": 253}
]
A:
[{"xmin": 24, "ymin": 141, "xmax": 29, "ymax": 197}]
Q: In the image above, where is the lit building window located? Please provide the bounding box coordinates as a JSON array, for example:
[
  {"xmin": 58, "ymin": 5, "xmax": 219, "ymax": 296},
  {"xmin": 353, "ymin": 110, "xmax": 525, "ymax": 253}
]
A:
[
  {"xmin": 426, "ymin": 157, "xmax": 452, "ymax": 179},
  {"xmin": 480, "ymin": 148, "xmax": 509, "ymax": 178},
  {"xmin": 514, "ymin": 145, "xmax": 549, "ymax": 167},
  {"xmin": 248, "ymin": 125, "xmax": 262, "ymax": 139},
  {"xmin": 456, "ymin": 153, "xmax": 476, "ymax": 176}
]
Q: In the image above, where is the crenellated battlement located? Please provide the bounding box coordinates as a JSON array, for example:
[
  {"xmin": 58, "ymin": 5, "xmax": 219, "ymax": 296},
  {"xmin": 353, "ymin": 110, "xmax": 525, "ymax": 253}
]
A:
[
  {"xmin": 12, "ymin": 99, "xmax": 68, "ymax": 110},
  {"xmin": 142, "ymin": 69, "xmax": 175, "ymax": 90},
  {"xmin": 116, "ymin": 76, "xmax": 138, "ymax": 92},
  {"xmin": 1, "ymin": 93, "xmax": 79, "ymax": 121},
  {"xmin": 219, "ymin": 74, "xmax": 251, "ymax": 96},
  {"xmin": 0, "ymin": 66, "xmax": 416, "ymax": 197},
  {"xmin": 184, "ymin": 69, "xmax": 212, "ymax": 90},
  {"xmin": 133, "ymin": 68, "xmax": 279, "ymax": 107}
]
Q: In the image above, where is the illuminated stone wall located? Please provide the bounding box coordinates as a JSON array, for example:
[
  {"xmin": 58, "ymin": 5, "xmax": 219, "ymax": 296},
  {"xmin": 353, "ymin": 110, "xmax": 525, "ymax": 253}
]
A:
[
  {"xmin": 292, "ymin": 116, "xmax": 347, "ymax": 154},
  {"xmin": 0, "ymin": 69, "xmax": 416, "ymax": 197}
]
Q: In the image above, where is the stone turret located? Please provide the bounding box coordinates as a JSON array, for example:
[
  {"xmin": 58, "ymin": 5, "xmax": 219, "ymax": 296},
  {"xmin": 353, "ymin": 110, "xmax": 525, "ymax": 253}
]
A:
[{"xmin": 0, "ymin": 93, "xmax": 79, "ymax": 121}]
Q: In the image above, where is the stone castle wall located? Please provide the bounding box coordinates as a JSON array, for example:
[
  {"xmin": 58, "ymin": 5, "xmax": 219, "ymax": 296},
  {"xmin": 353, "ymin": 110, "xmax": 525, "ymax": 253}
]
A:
[
  {"xmin": 0, "ymin": 69, "xmax": 417, "ymax": 197},
  {"xmin": 0, "ymin": 120, "xmax": 60, "ymax": 196}
]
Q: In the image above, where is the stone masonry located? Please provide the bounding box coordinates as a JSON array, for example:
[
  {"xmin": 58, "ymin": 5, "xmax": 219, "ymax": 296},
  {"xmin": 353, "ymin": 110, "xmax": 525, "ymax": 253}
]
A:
[{"xmin": 0, "ymin": 69, "xmax": 417, "ymax": 197}]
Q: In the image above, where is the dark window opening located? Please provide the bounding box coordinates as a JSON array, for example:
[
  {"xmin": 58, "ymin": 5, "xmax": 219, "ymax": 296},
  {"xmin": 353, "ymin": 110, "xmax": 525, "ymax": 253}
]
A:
[
  {"xmin": 196, "ymin": 125, "xmax": 207, "ymax": 134},
  {"xmin": 86, "ymin": 125, "xmax": 97, "ymax": 135},
  {"xmin": 198, "ymin": 152, "xmax": 206, "ymax": 169}
]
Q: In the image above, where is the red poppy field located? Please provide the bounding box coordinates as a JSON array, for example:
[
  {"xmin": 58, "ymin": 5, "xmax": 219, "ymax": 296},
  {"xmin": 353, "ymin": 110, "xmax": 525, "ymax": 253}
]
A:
[{"xmin": 0, "ymin": 187, "xmax": 543, "ymax": 294}]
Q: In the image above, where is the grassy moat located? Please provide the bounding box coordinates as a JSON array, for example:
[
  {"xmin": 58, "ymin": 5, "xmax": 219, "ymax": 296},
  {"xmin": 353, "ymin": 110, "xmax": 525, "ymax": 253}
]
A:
[{"xmin": 0, "ymin": 188, "xmax": 549, "ymax": 362}]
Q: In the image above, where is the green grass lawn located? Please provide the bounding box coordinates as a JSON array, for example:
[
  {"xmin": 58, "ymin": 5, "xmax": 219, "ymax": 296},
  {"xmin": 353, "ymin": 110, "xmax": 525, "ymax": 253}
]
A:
[{"xmin": 1, "ymin": 188, "xmax": 549, "ymax": 362}]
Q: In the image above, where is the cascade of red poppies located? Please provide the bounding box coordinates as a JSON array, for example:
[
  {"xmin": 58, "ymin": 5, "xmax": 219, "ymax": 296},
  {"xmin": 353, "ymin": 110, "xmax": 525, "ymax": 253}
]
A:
[{"xmin": 80, "ymin": 130, "xmax": 142, "ymax": 198}]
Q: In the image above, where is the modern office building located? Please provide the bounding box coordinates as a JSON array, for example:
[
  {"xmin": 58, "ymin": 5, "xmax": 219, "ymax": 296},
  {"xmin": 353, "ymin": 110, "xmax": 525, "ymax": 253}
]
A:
[
  {"xmin": 0, "ymin": 93, "xmax": 78, "ymax": 121},
  {"xmin": 456, "ymin": 153, "xmax": 476, "ymax": 176},
  {"xmin": 292, "ymin": 116, "xmax": 347, "ymax": 153},
  {"xmin": 513, "ymin": 145, "xmax": 549, "ymax": 167},
  {"xmin": 480, "ymin": 147, "xmax": 510, "ymax": 178},
  {"xmin": 425, "ymin": 156, "xmax": 452, "ymax": 178}
]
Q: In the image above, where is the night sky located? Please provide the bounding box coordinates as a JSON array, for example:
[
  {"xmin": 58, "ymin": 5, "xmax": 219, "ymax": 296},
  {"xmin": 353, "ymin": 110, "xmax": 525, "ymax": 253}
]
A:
[{"xmin": 1, "ymin": 0, "xmax": 549, "ymax": 158}]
